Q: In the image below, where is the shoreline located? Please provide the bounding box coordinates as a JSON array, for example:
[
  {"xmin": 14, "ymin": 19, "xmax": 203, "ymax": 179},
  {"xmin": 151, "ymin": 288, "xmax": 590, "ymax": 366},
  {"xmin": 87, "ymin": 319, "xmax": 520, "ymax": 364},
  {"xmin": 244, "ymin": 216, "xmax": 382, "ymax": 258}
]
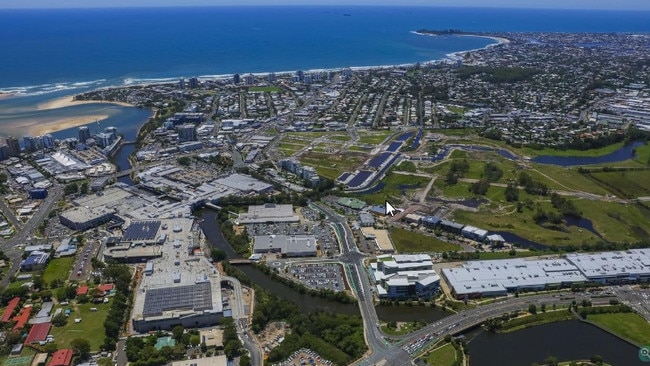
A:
[
  {"xmin": 1, "ymin": 31, "xmax": 506, "ymax": 98},
  {"xmin": 37, "ymin": 95, "xmax": 134, "ymax": 111}
]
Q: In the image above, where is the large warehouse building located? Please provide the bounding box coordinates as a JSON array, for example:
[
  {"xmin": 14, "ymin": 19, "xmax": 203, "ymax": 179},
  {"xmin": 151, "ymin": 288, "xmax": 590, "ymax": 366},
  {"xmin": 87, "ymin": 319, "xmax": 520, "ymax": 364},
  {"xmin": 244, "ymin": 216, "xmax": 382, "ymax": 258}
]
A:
[
  {"xmin": 253, "ymin": 235, "xmax": 318, "ymax": 257},
  {"xmin": 442, "ymin": 249, "xmax": 650, "ymax": 299},
  {"xmin": 235, "ymin": 203, "xmax": 299, "ymax": 224}
]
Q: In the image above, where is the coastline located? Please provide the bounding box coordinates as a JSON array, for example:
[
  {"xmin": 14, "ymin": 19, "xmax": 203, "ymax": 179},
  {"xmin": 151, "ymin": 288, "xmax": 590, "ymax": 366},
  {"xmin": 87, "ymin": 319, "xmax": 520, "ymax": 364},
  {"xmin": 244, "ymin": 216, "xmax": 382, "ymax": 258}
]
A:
[
  {"xmin": 27, "ymin": 115, "xmax": 110, "ymax": 137},
  {"xmin": 37, "ymin": 95, "xmax": 134, "ymax": 111}
]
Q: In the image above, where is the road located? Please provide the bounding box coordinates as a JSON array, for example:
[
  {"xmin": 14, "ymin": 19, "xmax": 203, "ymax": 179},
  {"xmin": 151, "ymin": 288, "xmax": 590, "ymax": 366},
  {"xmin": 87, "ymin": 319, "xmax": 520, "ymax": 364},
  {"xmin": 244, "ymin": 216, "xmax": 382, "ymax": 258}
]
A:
[
  {"xmin": 0, "ymin": 196, "xmax": 24, "ymax": 231},
  {"xmin": 0, "ymin": 185, "xmax": 63, "ymax": 288},
  {"xmin": 222, "ymin": 275, "xmax": 263, "ymax": 366},
  {"xmin": 356, "ymin": 292, "xmax": 617, "ymax": 366}
]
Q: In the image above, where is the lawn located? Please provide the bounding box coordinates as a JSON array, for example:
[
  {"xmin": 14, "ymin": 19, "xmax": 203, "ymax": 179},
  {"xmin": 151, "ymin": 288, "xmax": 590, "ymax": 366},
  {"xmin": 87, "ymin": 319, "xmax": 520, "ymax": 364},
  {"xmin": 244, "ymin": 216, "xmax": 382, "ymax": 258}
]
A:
[
  {"xmin": 50, "ymin": 300, "xmax": 111, "ymax": 351},
  {"xmin": 360, "ymin": 171, "xmax": 430, "ymax": 205},
  {"xmin": 588, "ymin": 312, "xmax": 650, "ymax": 346},
  {"xmin": 42, "ymin": 257, "xmax": 75, "ymax": 285},
  {"xmin": 424, "ymin": 343, "xmax": 457, "ymax": 366},
  {"xmin": 389, "ymin": 227, "xmax": 462, "ymax": 253},
  {"xmin": 477, "ymin": 250, "xmax": 543, "ymax": 260}
]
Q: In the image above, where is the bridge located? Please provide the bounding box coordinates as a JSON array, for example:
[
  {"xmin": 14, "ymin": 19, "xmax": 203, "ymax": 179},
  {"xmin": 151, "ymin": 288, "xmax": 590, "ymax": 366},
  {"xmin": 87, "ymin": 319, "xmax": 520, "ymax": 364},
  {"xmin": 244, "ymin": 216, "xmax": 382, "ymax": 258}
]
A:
[
  {"xmin": 228, "ymin": 259, "xmax": 252, "ymax": 265},
  {"xmin": 115, "ymin": 169, "xmax": 133, "ymax": 178}
]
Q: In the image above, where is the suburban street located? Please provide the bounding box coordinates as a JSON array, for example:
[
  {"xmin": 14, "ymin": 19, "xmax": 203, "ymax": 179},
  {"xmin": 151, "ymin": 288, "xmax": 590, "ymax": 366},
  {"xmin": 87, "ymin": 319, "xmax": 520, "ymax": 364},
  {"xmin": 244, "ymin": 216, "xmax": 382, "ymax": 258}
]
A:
[{"xmin": 0, "ymin": 185, "xmax": 63, "ymax": 288}]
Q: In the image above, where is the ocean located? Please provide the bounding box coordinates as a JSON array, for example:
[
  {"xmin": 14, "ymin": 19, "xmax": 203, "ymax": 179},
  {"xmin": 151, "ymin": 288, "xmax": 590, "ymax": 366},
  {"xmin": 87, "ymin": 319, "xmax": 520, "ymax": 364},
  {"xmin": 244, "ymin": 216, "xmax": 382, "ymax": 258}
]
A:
[{"xmin": 1, "ymin": 6, "xmax": 649, "ymax": 139}]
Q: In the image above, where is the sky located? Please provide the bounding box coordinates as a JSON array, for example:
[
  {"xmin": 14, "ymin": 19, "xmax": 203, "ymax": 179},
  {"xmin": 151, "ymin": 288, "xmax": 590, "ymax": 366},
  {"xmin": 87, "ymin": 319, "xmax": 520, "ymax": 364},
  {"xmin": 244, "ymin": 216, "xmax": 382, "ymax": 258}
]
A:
[{"xmin": 1, "ymin": 0, "xmax": 650, "ymax": 10}]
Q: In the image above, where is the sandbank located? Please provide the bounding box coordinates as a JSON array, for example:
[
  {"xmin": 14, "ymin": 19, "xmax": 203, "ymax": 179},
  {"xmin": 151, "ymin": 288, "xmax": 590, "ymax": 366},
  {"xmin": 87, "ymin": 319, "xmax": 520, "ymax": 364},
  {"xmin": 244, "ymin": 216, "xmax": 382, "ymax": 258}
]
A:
[
  {"xmin": 37, "ymin": 95, "xmax": 134, "ymax": 110},
  {"xmin": 26, "ymin": 114, "xmax": 109, "ymax": 136}
]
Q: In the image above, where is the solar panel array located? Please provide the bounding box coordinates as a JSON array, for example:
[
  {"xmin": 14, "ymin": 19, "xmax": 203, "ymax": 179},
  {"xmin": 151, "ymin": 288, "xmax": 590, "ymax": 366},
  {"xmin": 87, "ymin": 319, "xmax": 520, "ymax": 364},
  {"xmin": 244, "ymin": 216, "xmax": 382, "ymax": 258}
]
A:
[
  {"xmin": 142, "ymin": 282, "xmax": 213, "ymax": 317},
  {"xmin": 386, "ymin": 141, "xmax": 403, "ymax": 152},
  {"xmin": 369, "ymin": 152, "xmax": 393, "ymax": 168},
  {"xmin": 347, "ymin": 170, "xmax": 373, "ymax": 187},
  {"xmin": 123, "ymin": 220, "xmax": 161, "ymax": 241}
]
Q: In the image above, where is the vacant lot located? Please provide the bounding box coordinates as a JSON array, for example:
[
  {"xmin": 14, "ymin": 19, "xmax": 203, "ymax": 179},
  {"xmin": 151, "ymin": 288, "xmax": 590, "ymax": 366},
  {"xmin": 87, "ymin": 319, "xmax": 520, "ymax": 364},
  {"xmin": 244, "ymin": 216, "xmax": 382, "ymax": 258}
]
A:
[
  {"xmin": 42, "ymin": 257, "xmax": 75, "ymax": 285},
  {"xmin": 389, "ymin": 227, "xmax": 461, "ymax": 253},
  {"xmin": 50, "ymin": 300, "xmax": 111, "ymax": 351}
]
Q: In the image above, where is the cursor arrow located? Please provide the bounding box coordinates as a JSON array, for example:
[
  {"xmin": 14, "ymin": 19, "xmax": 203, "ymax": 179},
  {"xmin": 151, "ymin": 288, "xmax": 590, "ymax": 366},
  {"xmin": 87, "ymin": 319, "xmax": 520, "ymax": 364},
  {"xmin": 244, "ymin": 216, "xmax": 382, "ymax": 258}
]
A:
[{"xmin": 385, "ymin": 200, "xmax": 397, "ymax": 216}]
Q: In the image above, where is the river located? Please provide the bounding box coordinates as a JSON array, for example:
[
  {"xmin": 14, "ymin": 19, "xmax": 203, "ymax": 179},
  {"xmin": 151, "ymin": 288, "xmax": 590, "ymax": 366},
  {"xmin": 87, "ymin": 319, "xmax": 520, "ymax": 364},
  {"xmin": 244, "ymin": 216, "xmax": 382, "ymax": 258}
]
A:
[
  {"xmin": 466, "ymin": 320, "xmax": 645, "ymax": 366},
  {"xmin": 531, "ymin": 141, "xmax": 645, "ymax": 166},
  {"xmin": 197, "ymin": 209, "xmax": 451, "ymax": 322}
]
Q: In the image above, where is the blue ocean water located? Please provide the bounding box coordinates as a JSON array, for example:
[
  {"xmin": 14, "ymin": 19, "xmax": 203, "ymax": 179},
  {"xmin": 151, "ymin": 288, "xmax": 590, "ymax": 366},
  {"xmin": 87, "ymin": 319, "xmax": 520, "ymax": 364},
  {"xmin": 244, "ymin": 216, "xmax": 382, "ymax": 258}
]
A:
[
  {"xmin": 1, "ymin": 6, "xmax": 649, "ymax": 92},
  {"xmin": 0, "ymin": 6, "xmax": 649, "ymax": 139}
]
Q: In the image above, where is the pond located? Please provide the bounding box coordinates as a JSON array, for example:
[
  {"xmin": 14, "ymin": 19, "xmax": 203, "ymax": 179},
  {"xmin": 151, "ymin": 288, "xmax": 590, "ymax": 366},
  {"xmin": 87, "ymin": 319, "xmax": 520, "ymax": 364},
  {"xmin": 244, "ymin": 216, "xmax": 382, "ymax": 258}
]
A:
[{"xmin": 466, "ymin": 320, "xmax": 645, "ymax": 366}]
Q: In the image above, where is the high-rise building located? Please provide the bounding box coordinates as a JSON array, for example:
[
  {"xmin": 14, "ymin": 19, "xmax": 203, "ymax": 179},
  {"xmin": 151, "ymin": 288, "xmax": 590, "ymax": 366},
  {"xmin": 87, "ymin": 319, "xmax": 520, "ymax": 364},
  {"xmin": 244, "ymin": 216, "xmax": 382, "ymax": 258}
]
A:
[
  {"xmin": 179, "ymin": 78, "xmax": 186, "ymax": 90},
  {"xmin": 105, "ymin": 127, "xmax": 118, "ymax": 140},
  {"xmin": 6, "ymin": 136, "xmax": 20, "ymax": 157},
  {"xmin": 233, "ymin": 73, "xmax": 241, "ymax": 84},
  {"xmin": 78, "ymin": 126, "xmax": 91, "ymax": 143},
  {"xmin": 189, "ymin": 77, "xmax": 199, "ymax": 89},
  {"xmin": 0, "ymin": 144, "xmax": 9, "ymax": 161},
  {"xmin": 23, "ymin": 136, "xmax": 37, "ymax": 152},
  {"xmin": 42, "ymin": 134, "xmax": 54, "ymax": 149},
  {"xmin": 177, "ymin": 124, "xmax": 197, "ymax": 141},
  {"xmin": 268, "ymin": 73, "xmax": 277, "ymax": 83},
  {"xmin": 244, "ymin": 74, "xmax": 254, "ymax": 85}
]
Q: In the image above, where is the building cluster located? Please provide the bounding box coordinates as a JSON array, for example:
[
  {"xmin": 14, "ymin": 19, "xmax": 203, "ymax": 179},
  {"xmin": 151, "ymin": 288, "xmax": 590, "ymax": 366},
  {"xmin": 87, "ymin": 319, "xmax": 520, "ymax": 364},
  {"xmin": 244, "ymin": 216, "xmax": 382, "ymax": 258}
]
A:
[
  {"xmin": 371, "ymin": 254, "xmax": 440, "ymax": 299},
  {"xmin": 279, "ymin": 158, "xmax": 320, "ymax": 186},
  {"xmin": 443, "ymin": 249, "xmax": 650, "ymax": 299},
  {"xmin": 404, "ymin": 213, "xmax": 505, "ymax": 247}
]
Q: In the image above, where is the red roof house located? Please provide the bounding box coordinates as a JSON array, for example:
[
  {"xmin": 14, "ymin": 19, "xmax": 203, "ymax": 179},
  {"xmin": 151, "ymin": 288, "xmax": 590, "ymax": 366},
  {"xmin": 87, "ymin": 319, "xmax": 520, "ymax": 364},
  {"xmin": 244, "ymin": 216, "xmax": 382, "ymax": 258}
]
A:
[
  {"xmin": 24, "ymin": 322, "xmax": 51, "ymax": 344},
  {"xmin": 12, "ymin": 306, "xmax": 32, "ymax": 330},
  {"xmin": 98, "ymin": 283, "xmax": 114, "ymax": 293},
  {"xmin": 1, "ymin": 297, "xmax": 20, "ymax": 323},
  {"xmin": 76, "ymin": 285, "xmax": 89, "ymax": 296},
  {"xmin": 48, "ymin": 348, "xmax": 73, "ymax": 366}
]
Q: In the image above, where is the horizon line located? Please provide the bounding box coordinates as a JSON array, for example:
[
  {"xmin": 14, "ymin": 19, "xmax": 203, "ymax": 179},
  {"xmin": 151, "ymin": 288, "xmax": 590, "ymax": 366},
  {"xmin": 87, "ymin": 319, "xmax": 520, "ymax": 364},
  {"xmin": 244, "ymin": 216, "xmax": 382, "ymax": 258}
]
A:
[{"xmin": 1, "ymin": 4, "xmax": 650, "ymax": 11}]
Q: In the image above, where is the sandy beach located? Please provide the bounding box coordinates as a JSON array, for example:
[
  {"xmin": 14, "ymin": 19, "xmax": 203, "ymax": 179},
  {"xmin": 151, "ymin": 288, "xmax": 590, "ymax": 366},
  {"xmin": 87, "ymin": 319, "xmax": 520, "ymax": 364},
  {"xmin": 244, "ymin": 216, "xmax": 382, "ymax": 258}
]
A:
[
  {"xmin": 24, "ymin": 115, "xmax": 110, "ymax": 136},
  {"xmin": 37, "ymin": 95, "xmax": 133, "ymax": 110}
]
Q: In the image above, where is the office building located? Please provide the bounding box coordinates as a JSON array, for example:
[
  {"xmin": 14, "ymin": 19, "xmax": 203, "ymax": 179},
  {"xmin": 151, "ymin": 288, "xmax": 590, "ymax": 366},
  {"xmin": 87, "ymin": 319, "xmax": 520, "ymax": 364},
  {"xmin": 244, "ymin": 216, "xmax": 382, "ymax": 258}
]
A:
[
  {"xmin": 42, "ymin": 134, "xmax": 54, "ymax": 149},
  {"xmin": 177, "ymin": 124, "xmax": 197, "ymax": 142},
  {"xmin": 78, "ymin": 126, "xmax": 91, "ymax": 143},
  {"xmin": 6, "ymin": 136, "xmax": 20, "ymax": 157}
]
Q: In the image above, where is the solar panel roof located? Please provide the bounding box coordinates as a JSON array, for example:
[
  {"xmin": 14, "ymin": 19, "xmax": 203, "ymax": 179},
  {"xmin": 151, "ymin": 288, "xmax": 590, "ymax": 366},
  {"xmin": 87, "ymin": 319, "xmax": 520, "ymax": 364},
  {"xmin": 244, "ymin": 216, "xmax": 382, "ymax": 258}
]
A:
[
  {"xmin": 142, "ymin": 282, "xmax": 213, "ymax": 317},
  {"xmin": 123, "ymin": 220, "xmax": 161, "ymax": 241}
]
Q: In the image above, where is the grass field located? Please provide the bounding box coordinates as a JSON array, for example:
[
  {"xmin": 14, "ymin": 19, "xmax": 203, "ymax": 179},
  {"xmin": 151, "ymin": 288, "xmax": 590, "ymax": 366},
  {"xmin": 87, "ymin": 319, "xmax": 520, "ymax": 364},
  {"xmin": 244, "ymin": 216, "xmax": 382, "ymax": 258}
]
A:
[
  {"xmin": 42, "ymin": 257, "xmax": 75, "ymax": 284},
  {"xmin": 299, "ymin": 151, "xmax": 368, "ymax": 180},
  {"xmin": 588, "ymin": 170, "xmax": 650, "ymax": 198},
  {"xmin": 50, "ymin": 301, "xmax": 111, "ymax": 351},
  {"xmin": 477, "ymin": 250, "xmax": 543, "ymax": 260},
  {"xmin": 389, "ymin": 227, "xmax": 462, "ymax": 253},
  {"xmin": 574, "ymin": 200, "xmax": 650, "ymax": 243},
  {"xmin": 360, "ymin": 171, "xmax": 430, "ymax": 205},
  {"xmin": 588, "ymin": 312, "xmax": 650, "ymax": 346},
  {"xmin": 498, "ymin": 310, "xmax": 575, "ymax": 333},
  {"xmin": 424, "ymin": 343, "xmax": 457, "ymax": 366},
  {"xmin": 356, "ymin": 130, "xmax": 395, "ymax": 145}
]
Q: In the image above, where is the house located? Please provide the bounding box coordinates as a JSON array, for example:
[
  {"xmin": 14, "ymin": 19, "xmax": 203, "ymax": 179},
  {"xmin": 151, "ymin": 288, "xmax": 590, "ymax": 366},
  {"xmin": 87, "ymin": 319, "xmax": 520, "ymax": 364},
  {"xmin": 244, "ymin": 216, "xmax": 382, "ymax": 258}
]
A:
[
  {"xmin": 0, "ymin": 297, "xmax": 20, "ymax": 323},
  {"xmin": 76, "ymin": 286, "xmax": 89, "ymax": 296},
  {"xmin": 48, "ymin": 349, "xmax": 73, "ymax": 366},
  {"xmin": 13, "ymin": 306, "xmax": 32, "ymax": 330},
  {"xmin": 24, "ymin": 322, "xmax": 51, "ymax": 345}
]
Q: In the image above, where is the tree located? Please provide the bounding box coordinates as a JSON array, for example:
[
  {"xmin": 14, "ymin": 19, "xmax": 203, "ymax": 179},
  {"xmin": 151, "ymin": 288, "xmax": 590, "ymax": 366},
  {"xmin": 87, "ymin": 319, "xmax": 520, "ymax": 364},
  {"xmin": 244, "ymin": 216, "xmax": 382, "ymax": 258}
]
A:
[
  {"xmin": 52, "ymin": 313, "xmax": 68, "ymax": 327},
  {"xmin": 64, "ymin": 182, "xmax": 79, "ymax": 196},
  {"xmin": 528, "ymin": 304, "xmax": 537, "ymax": 315},
  {"xmin": 590, "ymin": 354, "xmax": 604, "ymax": 365},
  {"xmin": 177, "ymin": 156, "xmax": 191, "ymax": 166},
  {"xmin": 172, "ymin": 325, "xmax": 184, "ymax": 341},
  {"xmin": 505, "ymin": 182, "xmax": 519, "ymax": 202},
  {"xmin": 239, "ymin": 354, "xmax": 251, "ymax": 366},
  {"xmin": 80, "ymin": 181, "xmax": 89, "ymax": 195},
  {"xmin": 211, "ymin": 249, "xmax": 227, "ymax": 262},
  {"xmin": 71, "ymin": 338, "xmax": 91, "ymax": 360},
  {"xmin": 540, "ymin": 303, "xmax": 546, "ymax": 313}
]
